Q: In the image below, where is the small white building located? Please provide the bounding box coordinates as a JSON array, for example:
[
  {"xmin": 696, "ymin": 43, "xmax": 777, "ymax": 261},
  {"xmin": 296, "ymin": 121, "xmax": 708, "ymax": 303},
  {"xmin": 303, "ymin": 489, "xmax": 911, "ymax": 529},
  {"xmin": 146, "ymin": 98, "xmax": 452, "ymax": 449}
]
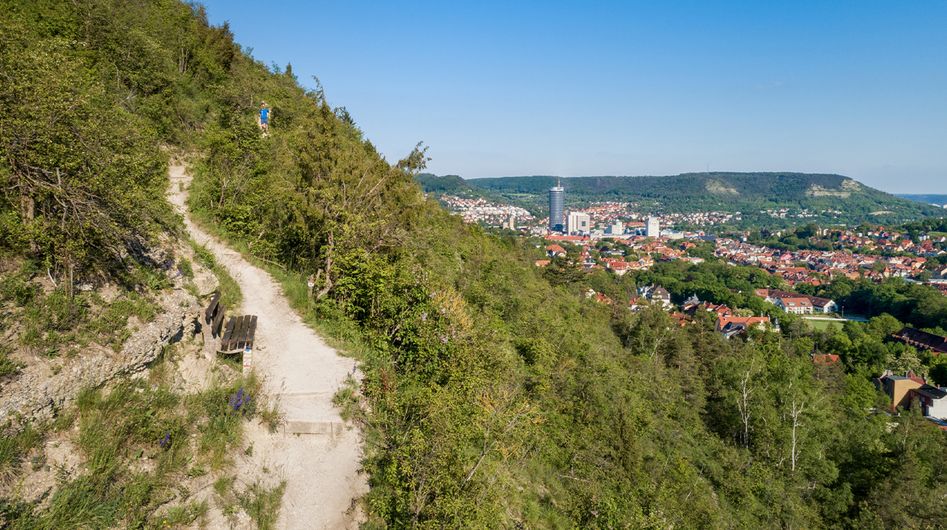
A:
[
  {"xmin": 567, "ymin": 211, "xmax": 591, "ymax": 235},
  {"xmin": 914, "ymin": 385, "xmax": 947, "ymax": 420}
]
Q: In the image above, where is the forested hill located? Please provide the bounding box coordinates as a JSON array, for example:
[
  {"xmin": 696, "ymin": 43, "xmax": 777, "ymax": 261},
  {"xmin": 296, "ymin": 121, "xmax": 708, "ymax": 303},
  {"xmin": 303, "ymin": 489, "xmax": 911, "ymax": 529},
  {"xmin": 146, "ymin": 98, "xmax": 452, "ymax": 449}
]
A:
[
  {"xmin": 3, "ymin": 1, "xmax": 947, "ymax": 528},
  {"xmin": 899, "ymin": 194, "xmax": 947, "ymax": 207},
  {"xmin": 419, "ymin": 172, "xmax": 943, "ymax": 224}
]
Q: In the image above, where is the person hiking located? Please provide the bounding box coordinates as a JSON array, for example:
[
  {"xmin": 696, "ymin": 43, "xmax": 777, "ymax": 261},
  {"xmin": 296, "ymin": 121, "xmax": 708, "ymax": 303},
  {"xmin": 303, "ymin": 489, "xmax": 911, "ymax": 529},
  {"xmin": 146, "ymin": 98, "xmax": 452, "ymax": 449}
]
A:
[{"xmin": 259, "ymin": 102, "xmax": 271, "ymax": 134}]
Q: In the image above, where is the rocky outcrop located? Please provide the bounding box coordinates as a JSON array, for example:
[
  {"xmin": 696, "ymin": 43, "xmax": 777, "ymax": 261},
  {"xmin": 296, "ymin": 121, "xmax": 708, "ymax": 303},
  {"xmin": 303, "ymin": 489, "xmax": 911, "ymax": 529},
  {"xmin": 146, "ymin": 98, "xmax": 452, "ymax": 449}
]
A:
[
  {"xmin": 0, "ymin": 289, "xmax": 201, "ymax": 427},
  {"xmin": 705, "ymin": 179, "xmax": 739, "ymax": 196},
  {"xmin": 805, "ymin": 178, "xmax": 861, "ymax": 198}
]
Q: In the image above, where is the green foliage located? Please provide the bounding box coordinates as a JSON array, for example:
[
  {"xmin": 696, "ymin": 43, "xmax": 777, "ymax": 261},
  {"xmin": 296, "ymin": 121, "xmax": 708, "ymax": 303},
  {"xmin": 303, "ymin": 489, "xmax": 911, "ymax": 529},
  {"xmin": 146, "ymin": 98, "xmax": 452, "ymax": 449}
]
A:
[
  {"xmin": 0, "ymin": 425, "xmax": 42, "ymax": 483},
  {"xmin": 238, "ymin": 481, "xmax": 286, "ymax": 530},
  {"xmin": 815, "ymin": 276, "xmax": 947, "ymax": 330},
  {"xmin": 2, "ymin": 371, "xmax": 264, "ymax": 528},
  {"xmin": 0, "ymin": 8, "xmax": 175, "ymax": 285},
  {"xmin": 0, "ymin": 264, "xmax": 159, "ymax": 357},
  {"xmin": 176, "ymin": 4, "xmax": 947, "ymax": 525},
  {"xmin": 189, "ymin": 239, "xmax": 242, "ymax": 309},
  {"xmin": 0, "ymin": 345, "xmax": 23, "ymax": 379}
]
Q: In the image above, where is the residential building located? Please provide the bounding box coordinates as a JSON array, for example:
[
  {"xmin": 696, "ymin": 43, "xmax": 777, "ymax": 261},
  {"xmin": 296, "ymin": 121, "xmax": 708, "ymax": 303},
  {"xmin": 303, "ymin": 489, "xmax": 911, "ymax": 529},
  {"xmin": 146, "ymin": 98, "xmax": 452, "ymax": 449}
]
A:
[
  {"xmin": 646, "ymin": 216, "xmax": 660, "ymax": 238},
  {"xmin": 638, "ymin": 285, "xmax": 672, "ymax": 308},
  {"xmin": 811, "ymin": 353, "xmax": 841, "ymax": 365},
  {"xmin": 756, "ymin": 289, "xmax": 836, "ymax": 315},
  {"xmin": 567, "ymin": 211, "xmax": 591, "ymax": 235},
  {"xmin": 875, "ymin": 370, "xmax": 926, "ymax": 411},
  {"xmin": 775, "ymin": 296, "xmax": 814, "ymax": 314},
  {"xmin": 715, "ymin": 315, "xmax": 771, "ymax": 338},
  {"xmin": 545, "ymin": 244, "xmax": 566, "ymax": 258},
  {"xmin": 892, "ymin": 327, "xmax": 947, "ymax": 356},
  {"xmin": 913, "ymin": 385, "xmax": 947, "ymax": 420},
  {"xmin": 651, "ymin": 286, "xmax": 671, "ymax": 307}
]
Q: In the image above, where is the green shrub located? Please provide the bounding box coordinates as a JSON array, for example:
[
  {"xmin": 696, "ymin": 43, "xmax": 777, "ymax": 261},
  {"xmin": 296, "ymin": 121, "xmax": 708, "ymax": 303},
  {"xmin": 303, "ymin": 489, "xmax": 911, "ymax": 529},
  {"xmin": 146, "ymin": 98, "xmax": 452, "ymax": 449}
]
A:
[{"xmin": 0, "ymin": 345, "xmax": 22, "ymax": 378}]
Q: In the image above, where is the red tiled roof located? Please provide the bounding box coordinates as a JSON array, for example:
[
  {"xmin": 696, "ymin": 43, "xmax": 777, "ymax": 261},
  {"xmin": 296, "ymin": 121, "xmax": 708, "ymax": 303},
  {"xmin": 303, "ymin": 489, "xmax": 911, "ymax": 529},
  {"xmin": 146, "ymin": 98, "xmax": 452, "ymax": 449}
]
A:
[
  {"xmin": 546, "ymin": 244, "xmax": 566, "ymax": 254},
  {"xmin": 812, "ymin": 353, "xmax": 840, "ymax": 365},
  {"xmin": 716, "ymin": 315, "xmax": 770, "ymax": 330}
]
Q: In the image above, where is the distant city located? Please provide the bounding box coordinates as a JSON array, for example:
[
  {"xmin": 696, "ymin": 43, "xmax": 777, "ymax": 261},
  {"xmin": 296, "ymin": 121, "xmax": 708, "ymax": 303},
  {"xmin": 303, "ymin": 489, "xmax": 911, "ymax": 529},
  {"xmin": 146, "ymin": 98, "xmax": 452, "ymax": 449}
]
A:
[{"xmin": 431, "ymin": 180, "xmax": 947, "ymax": 302}]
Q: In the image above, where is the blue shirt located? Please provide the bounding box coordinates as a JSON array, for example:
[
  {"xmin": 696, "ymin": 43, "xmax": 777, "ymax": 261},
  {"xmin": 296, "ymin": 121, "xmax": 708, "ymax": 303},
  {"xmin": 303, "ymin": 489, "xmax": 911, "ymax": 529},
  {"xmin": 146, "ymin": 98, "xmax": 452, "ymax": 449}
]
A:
[{"xmin": 260, "ymin": 108, "xmax": 269, "ymax": 123}]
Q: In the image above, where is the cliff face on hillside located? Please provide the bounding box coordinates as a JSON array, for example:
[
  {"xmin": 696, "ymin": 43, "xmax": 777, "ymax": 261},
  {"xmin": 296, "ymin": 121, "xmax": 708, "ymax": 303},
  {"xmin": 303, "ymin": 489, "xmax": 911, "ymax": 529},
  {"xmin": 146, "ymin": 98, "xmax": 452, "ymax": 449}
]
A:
[{"xmin": 0, "ymin": 289, "xmax": 199, "ymax": 427}]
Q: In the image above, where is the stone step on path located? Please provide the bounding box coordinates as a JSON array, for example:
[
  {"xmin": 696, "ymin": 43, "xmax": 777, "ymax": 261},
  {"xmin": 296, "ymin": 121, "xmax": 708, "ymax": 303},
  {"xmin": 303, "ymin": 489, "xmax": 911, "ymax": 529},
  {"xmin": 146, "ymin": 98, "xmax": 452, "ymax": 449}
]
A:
[{"xmin": 278, "ymin": 392, "xmax": 346, "ymax": 436}]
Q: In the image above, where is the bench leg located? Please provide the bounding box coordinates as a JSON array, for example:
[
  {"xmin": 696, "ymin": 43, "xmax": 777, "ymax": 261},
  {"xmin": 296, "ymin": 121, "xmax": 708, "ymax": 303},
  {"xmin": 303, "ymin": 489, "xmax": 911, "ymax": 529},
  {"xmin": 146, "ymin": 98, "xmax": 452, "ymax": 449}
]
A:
[{"xmin": 242, "ymin": 348, "xmax": 253, "ymax": 373}]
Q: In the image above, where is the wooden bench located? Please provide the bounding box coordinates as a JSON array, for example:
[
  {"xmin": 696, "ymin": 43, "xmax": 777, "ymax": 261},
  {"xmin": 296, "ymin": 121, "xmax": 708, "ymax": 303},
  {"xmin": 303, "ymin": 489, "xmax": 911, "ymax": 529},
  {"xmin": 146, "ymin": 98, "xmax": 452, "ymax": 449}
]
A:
[
  {"xmin": 204, "ymin": 290, "xmax": 225, "ymax": 338},
  {"xmin": 219, "ymin": 315, "xmax": 258, "ymax": 354}
]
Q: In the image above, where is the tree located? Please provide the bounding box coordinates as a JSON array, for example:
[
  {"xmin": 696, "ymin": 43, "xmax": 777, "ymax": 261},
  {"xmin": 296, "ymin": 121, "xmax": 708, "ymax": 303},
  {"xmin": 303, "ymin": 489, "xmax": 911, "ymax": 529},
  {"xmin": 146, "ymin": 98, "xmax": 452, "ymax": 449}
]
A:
[{"xmin": 0, "ymin": 28, "xmax": 170, "ymax": 288}]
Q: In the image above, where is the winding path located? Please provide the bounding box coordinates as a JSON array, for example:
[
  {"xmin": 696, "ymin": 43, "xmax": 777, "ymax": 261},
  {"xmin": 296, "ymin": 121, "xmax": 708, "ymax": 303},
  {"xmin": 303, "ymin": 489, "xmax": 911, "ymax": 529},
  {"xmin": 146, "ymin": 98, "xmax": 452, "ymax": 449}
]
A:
[{"xmin": 168, "ymin": 163, "xmax": 366, "ymax": 529}]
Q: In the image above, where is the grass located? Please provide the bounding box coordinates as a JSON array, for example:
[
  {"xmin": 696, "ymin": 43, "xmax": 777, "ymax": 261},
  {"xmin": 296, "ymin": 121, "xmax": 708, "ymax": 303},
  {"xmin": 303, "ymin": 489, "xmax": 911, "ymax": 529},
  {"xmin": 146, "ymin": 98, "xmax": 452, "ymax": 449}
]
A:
[
  {"xmin": 189, "ymin": 239, "xmax": 242, "ymax": 310},
  {"xmin": 803, "ymin": 315, "xmax": 866, "ymax": 331},
  {"xmin": 0, "ymin": 345, "xmax": 23, "ymax": 379},
  {"xmin": 190, "ymin": 374, "xmax": 261, "ymax": 470},
  {"xmin": 212, "ymin": 475, "xmax": 286, "ymax": 529},
  {"xmin": 157, "ymin": 500, "xmax": 208, "ymax": 527},
  {"xmin": 239, "ymin": 480, "xmax": 286, "ymax": 530},
  {"xmin": 805, "ymin": 319, "xmax": 842, "ymax": 332},
  {"xmin": 1, "ymin": 263, "xmax": 159, "ymax": 357},
  {"xmin": 1, "ymin": 362, "xmax": 265, "ymax": 528},
  {"xmin": 332, "ymin": 374, "xmax": 361, "ymax": 422},
  {"xmin": 0, "ymin": 425, "xmax": 43, "ymax": 484}
]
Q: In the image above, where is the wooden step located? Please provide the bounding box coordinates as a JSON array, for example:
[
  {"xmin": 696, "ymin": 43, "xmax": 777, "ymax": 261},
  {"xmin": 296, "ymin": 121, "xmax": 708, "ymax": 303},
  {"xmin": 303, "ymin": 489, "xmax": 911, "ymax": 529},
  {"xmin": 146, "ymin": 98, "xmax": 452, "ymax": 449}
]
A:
[{"xmin": 284, "ymin": 419, "xmax": 346, "ymax": 436}]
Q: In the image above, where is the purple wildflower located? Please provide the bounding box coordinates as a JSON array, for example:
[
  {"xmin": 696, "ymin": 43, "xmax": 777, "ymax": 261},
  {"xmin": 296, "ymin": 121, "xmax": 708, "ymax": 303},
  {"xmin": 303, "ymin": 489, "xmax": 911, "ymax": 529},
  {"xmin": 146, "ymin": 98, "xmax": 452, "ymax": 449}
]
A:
[
  {"xmin": 159, "ymin": 432, "xmax": 171, "ymax": 449},
  {"xmin": 228, "ymin": 388, "xmax": 251, "ymax": 413}
]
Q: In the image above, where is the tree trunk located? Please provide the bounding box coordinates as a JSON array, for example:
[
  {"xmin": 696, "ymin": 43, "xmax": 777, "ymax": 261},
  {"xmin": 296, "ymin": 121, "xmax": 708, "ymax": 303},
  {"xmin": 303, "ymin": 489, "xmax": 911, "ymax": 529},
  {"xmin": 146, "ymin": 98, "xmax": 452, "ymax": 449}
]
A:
[
  {"xmin": 20, "ymin": 191, "xmax": 36, "ymax": 252},
  {"xmin": 789, "ymin": 399, "xmax": 805, "ymax": 473},
  {"xmin": 738, "ymin": 366, "xmax": 753, "ymax": 448}
]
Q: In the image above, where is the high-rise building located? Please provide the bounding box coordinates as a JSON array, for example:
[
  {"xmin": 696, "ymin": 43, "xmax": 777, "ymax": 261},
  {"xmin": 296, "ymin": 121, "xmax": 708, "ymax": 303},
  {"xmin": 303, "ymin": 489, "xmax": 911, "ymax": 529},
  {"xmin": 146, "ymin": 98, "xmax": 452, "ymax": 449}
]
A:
[
  {"xmin": 548, "ymin": 181, "xmax": 565, "ymax": 232},
  {"xmin": 607, "ymin": 221, "xmax": 624, "ymax": 235},
  {"xmin": 567, "ymin": 211, "xmax": 591, "ymax": 235},
  {"xmin": 646, "ymin": 216, "xmax": 660, "ymax": 238}
]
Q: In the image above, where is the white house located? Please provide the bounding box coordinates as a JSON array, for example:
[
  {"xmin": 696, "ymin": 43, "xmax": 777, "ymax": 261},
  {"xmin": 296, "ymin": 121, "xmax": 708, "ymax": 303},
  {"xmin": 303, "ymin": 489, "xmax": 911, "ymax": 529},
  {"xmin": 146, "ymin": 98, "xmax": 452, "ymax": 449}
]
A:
[
  {"xmin": 914, "ymin": 385, "xmax": 947, "ymax": 420},
  {"xmin": 775, "ymin": 296, "xmax": 814, "ymax": 315}
]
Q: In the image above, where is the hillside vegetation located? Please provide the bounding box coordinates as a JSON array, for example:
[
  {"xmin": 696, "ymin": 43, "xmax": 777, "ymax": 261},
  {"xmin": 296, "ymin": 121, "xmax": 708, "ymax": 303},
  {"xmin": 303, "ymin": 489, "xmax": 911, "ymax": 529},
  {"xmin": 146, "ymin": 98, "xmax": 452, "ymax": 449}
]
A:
[
  {"xmin": 899, "ymin": 194, "xmax": 947, "ymax": 207},
  {"xmin": 2, "ymin": 1, "xmax": 946, "ymax": 528},
  {"xmin": 418, "ymin": 172, "xmax": 943, "ymax": 227}
]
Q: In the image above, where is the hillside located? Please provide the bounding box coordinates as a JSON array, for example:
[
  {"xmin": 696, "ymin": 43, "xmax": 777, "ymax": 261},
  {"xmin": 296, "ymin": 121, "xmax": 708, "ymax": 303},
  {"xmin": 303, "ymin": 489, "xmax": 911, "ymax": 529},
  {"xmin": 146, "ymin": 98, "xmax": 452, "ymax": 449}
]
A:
[
  {"xmin": 2, "ymin": 1, "xmax": 947, "ymax": 528},
  {"xmin": 899, "ymin": 194, "xmax": 947, "ymax": 207},
  {"xmin": 419, "ymin": 172, "xmax": 944, "ymax": 226}
]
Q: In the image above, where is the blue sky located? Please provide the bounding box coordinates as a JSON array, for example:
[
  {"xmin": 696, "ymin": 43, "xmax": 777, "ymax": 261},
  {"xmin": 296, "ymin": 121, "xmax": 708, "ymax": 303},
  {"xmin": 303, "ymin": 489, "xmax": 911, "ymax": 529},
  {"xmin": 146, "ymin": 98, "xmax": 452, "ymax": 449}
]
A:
[{"xmin": 199, "ymin": 1, "xmax": 947, "ymax": 193}]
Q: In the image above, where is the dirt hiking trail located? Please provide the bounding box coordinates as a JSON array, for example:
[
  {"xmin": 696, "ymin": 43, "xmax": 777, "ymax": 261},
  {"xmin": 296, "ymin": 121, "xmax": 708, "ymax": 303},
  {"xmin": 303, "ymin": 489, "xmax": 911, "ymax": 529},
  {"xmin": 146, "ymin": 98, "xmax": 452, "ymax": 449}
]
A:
[{"xmin": 168, "ymin": 163, "xmax": 366, "ymax": 529}]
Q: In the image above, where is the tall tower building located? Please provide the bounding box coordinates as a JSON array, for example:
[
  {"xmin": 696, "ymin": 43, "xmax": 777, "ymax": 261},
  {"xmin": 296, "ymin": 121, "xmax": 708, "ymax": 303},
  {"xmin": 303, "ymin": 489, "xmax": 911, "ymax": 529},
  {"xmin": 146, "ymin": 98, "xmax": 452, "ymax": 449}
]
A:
[{"xmin": 548, "ymin": 180, "xmax": 565, "ymax": 232}]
